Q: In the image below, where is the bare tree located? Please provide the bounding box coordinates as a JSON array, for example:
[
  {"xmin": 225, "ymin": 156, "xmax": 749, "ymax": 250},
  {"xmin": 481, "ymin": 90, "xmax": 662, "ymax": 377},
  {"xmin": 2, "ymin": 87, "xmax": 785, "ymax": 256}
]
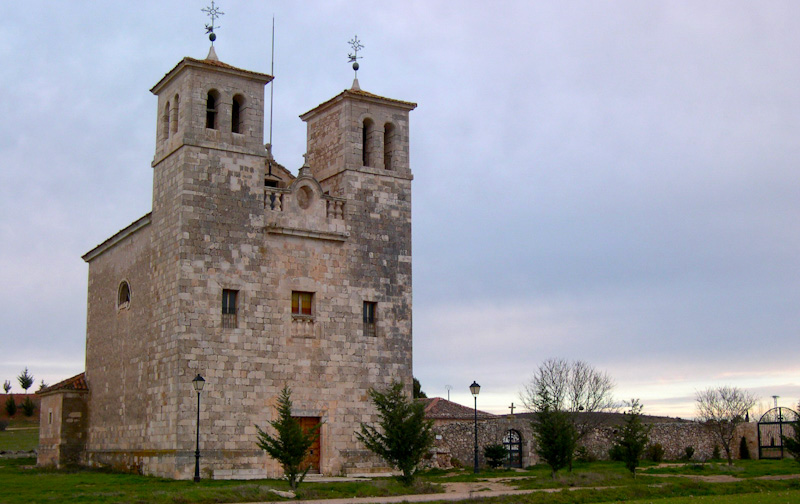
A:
[
  {"xmin": 695, "ymin": 386, "xmax": 757, "ymax": 466},
  {"xmin": 521, "ymin": 358, "xmax": 615, "ymax": 416},
  {"xmin": 521, "ymin": 358, "xmax": 616, "ymax": 469}
]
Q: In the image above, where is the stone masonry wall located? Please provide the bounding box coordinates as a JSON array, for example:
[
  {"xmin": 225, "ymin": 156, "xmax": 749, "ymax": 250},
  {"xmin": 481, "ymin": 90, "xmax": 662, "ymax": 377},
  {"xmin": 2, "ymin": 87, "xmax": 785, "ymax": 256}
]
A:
[
  {"xmin": 38, "ymin": 390, "xmax": 88, "ymax": 468},
  {"xmin": 431, "ymin": 417, "xmax": 761, "ymax": 469},
  {"xmin": 84, "ymin": 220, "xmax": 154, "ymax": 462}
]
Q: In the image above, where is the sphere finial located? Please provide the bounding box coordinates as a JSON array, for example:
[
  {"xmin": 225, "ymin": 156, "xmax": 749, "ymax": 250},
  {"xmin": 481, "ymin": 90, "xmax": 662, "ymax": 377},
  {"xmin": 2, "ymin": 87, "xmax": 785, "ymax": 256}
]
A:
[{"xmin": 348, "ymin": 35, "xmax": 364, "ymax": 78}]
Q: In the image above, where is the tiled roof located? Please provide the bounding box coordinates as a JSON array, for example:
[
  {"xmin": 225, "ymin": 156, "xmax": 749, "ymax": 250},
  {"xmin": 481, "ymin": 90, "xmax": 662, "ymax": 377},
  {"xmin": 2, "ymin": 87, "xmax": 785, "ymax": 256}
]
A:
[
  {"xmin": 420, "ymin": 397, "xmax": 497, "ymax": 420},
  {"xmin": 301, "ymin": 87, "xmax": 417, "ymax": 120},
  {"xmin": 182, "ymin": 57, "xmax": 272, "ymax": 79},
  {"xmin": 37, "ymin": 373, "xmax": 88, "ymax": 394},
  {"xmin": 151, "ymin": 56, "xmax": 272, "ymax": 94}
]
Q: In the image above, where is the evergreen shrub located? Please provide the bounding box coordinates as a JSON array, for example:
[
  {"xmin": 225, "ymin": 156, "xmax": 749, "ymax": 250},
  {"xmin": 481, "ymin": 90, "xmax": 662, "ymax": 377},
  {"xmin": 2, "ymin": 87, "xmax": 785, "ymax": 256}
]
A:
[
  {"xmin": 20, "ymin": 397, "xmax": 35, "ymax": 417},
  {"xmin": 484, "ymin": 444, "xmax": 507, "ymax": 468},
  {"xmin": 646, "ymin": 443, "xmax": 665, "ymax": 462},
  {"xmin": 4, "ymin": 396, "xmax": 16, "ymax": 417}
]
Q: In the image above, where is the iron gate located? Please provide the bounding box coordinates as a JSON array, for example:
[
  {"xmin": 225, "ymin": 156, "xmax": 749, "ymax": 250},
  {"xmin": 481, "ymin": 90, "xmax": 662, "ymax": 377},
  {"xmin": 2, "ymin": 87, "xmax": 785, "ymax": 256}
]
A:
[
  {"xmin": 503, "ymin": 429, "xmax": 523, "ymax": 468},
  {"xmin": 758, "ymin": 407, "xmax": 798, "ymax": 459}
]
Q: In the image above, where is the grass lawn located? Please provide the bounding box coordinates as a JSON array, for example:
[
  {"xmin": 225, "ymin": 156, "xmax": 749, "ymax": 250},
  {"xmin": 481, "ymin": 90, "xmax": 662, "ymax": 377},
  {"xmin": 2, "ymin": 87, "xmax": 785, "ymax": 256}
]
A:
[
  {"xmin": 1, "ymin": 456, "xmax": 798, "ymax": 504},
  {"xmin": 0, "ymin": 427, "xmax": 38, "ymax": 452},
  {"xmin": 626, "ymin": 490, "xmax": 800, "ymax": 504},
  {"xmin": 0, "ymin": 457, "xmax": 440, "ymax": 504},
  {"xmin": 641, "ymin": 459, "xmax": 800, "ymax": 478}
]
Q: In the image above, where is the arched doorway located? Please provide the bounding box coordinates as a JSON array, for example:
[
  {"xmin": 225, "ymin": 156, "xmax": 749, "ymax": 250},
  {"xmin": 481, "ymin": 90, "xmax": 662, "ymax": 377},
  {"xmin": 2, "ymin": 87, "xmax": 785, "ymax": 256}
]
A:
[
  {"xmin": 758, "ymin": 407, "xmax": 799, "ymax": 459},
  {"xmin": 503, "ymin": 429, "xmax": 523, "ymax": 468}
]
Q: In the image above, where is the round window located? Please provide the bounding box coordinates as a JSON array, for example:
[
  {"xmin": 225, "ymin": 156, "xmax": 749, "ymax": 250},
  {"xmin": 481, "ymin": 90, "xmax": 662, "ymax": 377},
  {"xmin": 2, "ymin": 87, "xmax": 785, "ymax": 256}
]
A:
[{"xmin": 296, "ymin": 185, "xmax": 313, "ymax": 209}]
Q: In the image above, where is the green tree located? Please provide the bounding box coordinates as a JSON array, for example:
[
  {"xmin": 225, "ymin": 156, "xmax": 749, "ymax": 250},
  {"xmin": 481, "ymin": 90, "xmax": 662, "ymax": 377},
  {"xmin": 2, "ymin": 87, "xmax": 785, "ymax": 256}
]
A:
[
  {"xmin": 484, "ymin": 444, "xmax": 507, "ymax": 469},
  {"xmin": 255, "ymin": 386, "xmax": 320, "ymax": 490},
  {"xmin": 3, "ymin": 380, "xmax": 10, "ymax": 394},
  {"xmin": 530, "ymin": 388, "xmax": 577, "ymax": 479},
  {"xmin": 357, "ymin": 382, "xmax": 434, "ymax": 485},
  {"xmin": 20, "ymin": 396, "xmax": 35, "ymax": 417},
  {"xmin": 781, "ymin": 402, "xmax": 800, "ymax": 463},
  {"xmin": 4, "ymin": 396, "xmax": 17, "ymax": 417},
  {"xmin": 412, "ymin": 377, "xmax": 427, "ymax": 399},
  {"xmin": 17, "ymin": 368, "xmax": 34, "ymax": 392},
  {"xmin": 521, "ymin": 358, "xmax": 615, "ymax": 470},
  {"xmin": 695, "ymin": 386, "xmax": 757, "ymax": 466},
  {"xmin": 613, "ymin": 399, "xmax": 650, "ymax": 477}
]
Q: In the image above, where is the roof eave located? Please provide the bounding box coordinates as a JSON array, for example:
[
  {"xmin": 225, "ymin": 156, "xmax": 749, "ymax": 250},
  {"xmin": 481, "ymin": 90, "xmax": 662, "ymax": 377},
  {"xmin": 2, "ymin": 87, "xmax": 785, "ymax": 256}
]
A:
[
  {"xmin": 83, "ymin": 213, "xmax": 152, "ymax": 263},
  {"xmin": 151, "ymin": 57, "xmax": 273, "ymax": 95},
  {"xmin": 300, "ymin": 89, "xmax": 417, "ymax": 122}
]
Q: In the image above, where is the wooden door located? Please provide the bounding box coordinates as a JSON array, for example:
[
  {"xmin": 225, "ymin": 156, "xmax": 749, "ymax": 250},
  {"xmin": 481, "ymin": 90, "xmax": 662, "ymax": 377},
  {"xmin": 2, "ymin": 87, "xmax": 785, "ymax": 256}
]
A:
[{"xmin": 296, "ymin": 417, "xmax": 321, "ymax": 473}]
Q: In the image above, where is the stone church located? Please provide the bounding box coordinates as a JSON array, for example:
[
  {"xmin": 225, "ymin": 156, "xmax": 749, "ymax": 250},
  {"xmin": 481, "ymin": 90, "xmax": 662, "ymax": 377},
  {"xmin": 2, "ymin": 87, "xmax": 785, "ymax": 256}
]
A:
[{"xmin": 37, "ymin": 42, "xmax": 416, "ymax": 479}]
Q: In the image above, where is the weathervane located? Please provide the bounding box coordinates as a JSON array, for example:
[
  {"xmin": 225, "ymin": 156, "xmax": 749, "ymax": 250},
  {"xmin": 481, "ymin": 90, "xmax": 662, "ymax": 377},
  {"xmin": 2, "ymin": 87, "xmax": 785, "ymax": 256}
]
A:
[
  {"xmin": 348, "ymin": 35, "xmax": 364, "ymax": 76},
  {"xmin": 202, "ymin": 1, "xmax": 225, "ymax": 44}
]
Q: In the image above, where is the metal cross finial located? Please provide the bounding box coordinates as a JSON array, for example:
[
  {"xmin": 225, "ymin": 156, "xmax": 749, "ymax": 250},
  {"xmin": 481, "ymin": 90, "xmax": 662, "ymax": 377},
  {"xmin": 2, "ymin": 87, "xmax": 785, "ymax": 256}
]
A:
[
  {"xmin": 202, "ymin": 1, "xmax": 225, "ymax": 44},
  {"xmin": 348, "ymin": 35, "xmax": 364, "ymax": 75},
  {"xmin": 508, "ymin": 402, "xmax": 515, "ymax": 415}
]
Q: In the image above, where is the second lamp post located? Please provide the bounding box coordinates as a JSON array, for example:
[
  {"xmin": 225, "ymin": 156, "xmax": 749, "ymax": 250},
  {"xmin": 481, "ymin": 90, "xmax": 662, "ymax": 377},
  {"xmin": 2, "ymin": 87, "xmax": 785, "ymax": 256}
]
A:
[{"xmin": 469, "ymin": 380, "xmax": 480, "ymax": 473}]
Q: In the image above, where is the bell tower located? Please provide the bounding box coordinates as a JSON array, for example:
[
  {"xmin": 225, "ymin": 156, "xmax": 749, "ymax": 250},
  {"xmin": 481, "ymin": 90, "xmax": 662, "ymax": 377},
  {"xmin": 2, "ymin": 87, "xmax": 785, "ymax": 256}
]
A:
[
  {"xmin": 300, "ymin": 80, "xmax": 416, "ymax": 186},
  {"xmin": 150, "ymin": 48, "xmax": 273, "ymax": 165}
]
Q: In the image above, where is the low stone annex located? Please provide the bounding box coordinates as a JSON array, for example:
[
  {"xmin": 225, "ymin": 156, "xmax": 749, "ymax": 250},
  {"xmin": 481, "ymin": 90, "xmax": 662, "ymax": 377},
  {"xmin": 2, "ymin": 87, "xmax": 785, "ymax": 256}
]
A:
[{"xmin": 37, "ymin": 41, "xmax": 417, "ymax": 479}]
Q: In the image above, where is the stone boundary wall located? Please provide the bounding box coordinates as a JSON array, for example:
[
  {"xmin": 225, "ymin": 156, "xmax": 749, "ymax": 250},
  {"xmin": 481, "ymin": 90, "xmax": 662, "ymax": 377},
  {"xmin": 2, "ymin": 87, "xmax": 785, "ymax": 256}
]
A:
[{"xmin": 428, "ymin": 417, "xmax": 759, "ymax": 469}]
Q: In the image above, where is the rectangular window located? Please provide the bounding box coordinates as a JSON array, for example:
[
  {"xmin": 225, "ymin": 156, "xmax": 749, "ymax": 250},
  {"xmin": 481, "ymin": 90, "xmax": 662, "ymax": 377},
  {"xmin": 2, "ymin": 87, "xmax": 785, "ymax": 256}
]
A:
[
  {"xmin": 292, "ymin": 291, "xmax": 313, "ymax": 317},
  {"xmin": 222, "ymin": 289, "xmax": 238, "ymax": 328},
  {"xmin": 363, "ymin": 301, "xmax": 377, "ymax": 337}
]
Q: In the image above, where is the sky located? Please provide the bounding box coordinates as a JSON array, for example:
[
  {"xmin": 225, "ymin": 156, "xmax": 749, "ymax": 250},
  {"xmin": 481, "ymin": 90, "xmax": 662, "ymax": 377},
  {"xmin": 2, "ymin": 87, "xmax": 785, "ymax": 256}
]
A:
[{"xmin": 1, "ymin": 1, "xmax": 798, "ymax": 419}]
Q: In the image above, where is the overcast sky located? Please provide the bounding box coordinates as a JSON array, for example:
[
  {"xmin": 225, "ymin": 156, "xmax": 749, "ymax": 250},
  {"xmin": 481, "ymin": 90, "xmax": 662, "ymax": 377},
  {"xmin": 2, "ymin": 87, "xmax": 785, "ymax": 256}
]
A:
[{"xmin": 2, "ymin": 1, "xmax": 798, "ymax": 418}]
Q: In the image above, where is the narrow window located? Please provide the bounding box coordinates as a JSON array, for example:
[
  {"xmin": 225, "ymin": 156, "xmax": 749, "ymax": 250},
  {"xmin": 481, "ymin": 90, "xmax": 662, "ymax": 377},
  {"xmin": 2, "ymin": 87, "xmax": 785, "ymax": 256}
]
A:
[
  {"xmin": 222, "ymin": 289, "xmax": 238, "ymax": 328},
  {"xmin": 118, "ymin": 281, "xmax": 131, "ymax": 309},
  {"xmin": 362, "ymin": 118, "xmax": 374, "ymax": 167},
  {"xmin": 292, "ymin": 291, "xmax": 314, "ymax": 317},
  {"xmin": 383, "ymin": 123, "xmax": 395, "ymax": 170},
  {"xmin": 171, "ymin": 94, "xmax": 180, "ymax": 135},
  {"xmin": 232, "ymin": 94, "xmax": 244, "ymax": 134},
  {"xmin": 363, "ymin": 301, "xmax": 377, "ymax": 337},
  {"xmin": 163, "ymin": 101, "xmax": 171, "ymax": 140},
  {"xmin": 206, "ymin": 90, "xmax": 218, "ymax": 129},
  {"xmin": 48, "ymin": 410, "xmax": 53, "ymax": 425}
]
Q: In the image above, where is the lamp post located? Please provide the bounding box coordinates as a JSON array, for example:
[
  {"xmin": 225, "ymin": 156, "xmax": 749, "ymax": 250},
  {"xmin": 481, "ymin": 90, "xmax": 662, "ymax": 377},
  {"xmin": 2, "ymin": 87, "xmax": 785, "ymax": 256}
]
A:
[
  {"xmin": 192, "ymin": 374, "xmax": 205, "ymax": 482},
  {"xmin": 470, "ymin": 381, "xmax": 480, "ymax": 473}
]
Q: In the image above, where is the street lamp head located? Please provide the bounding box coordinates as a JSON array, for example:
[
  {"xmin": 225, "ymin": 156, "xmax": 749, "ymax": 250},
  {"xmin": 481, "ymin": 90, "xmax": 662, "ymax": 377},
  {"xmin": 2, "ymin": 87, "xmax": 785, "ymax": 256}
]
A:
[
  {"xmin": 192, "ymin": 374, "xmax": 206, "ymax": 392},
  {"xmin": 469, "ymin": 381, "xmax": 480, "ymax": 397}
]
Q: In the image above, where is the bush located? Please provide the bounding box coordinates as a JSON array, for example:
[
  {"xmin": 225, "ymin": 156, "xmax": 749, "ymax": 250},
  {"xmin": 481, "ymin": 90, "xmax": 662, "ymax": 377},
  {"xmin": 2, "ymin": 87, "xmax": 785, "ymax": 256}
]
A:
[
  {"xmin": 20, "ymin": 397, "xmax": 35, "ymax": 417},
  {"xmin": 4, "ymin": 396, "xmax": 17, "ymax": 417},
  {"xmin": 450, "ymin": 457, "xmax": 462, "ymax": 468},
  {"xmin": 646, "ymin": 443, "xmax": 665, "ymax": 462},
  {"xmin": 575, "ymin": 445, "xmax": 597, "ymax": 462},
  {"xmin": 712, "ymin": 445, "xmax": 721, "ymax": 460},
  {"xmin": 357, "ymin": 382, "xmax": 434, "ymax": 486},
  {"xmin": 255, "ymin": 386, "xmax": 320, "ymax": 490},
  {"xmin": 684, "ymin": 446, "xmax": 695, "ymax": 460},
  {"xmin": 739, "ymin": 436, "xmax": 750, "ymax": 460},
  {"xmin": 0, "ymin": 420, "xmax": 8, "ymax": 431},
  {"xmin": 608, "ymin": 444, "xmax": 624, "ymax": 462},
  {"xmin": 484, "ymin": 444, "xmax": 507, "ymax": 469}
]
